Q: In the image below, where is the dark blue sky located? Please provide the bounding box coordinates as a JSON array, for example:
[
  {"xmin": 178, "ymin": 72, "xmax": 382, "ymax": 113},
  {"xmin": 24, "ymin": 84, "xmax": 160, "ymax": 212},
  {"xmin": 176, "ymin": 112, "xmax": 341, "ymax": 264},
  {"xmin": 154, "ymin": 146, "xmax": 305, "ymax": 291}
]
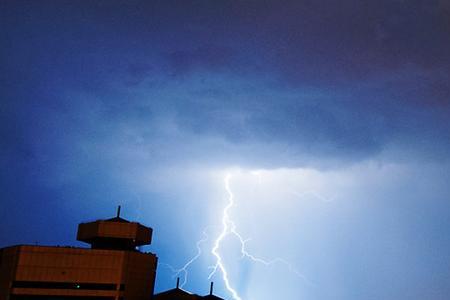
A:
[{"xmin": 1, "ymin": 1, "xmax": 450, "ymax": 299}]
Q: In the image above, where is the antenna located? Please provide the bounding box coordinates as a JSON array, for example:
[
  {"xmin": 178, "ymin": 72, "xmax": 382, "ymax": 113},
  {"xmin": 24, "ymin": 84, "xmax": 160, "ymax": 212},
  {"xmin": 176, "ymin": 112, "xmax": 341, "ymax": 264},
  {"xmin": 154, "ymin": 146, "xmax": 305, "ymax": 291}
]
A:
[
  {"xmin": 176, "ymin": 277, "xmax": 180, "ymax": 289},
  {"xmin": 210, "ymin": 282, "xmax": 214, "ymax": 295},
  {"xmin": 116, "ymin": 205, "xmax": 121, "ymax": 218}
]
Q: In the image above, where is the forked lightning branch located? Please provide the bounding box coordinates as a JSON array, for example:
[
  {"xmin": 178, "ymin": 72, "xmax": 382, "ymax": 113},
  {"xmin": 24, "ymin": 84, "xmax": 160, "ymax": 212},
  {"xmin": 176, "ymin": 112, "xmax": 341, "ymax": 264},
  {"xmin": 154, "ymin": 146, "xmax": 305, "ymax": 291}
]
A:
[{"xmin": 167, "ymin": 174, "xmax": 309, "ymax": 300}]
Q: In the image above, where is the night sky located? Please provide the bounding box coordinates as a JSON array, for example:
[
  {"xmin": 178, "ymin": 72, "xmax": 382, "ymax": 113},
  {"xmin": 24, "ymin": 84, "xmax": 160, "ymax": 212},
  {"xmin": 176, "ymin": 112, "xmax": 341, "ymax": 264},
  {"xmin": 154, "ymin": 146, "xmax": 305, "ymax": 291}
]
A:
[{"xmin": 1, "ymin": 1, "xmax": 450, "ymax": 299}]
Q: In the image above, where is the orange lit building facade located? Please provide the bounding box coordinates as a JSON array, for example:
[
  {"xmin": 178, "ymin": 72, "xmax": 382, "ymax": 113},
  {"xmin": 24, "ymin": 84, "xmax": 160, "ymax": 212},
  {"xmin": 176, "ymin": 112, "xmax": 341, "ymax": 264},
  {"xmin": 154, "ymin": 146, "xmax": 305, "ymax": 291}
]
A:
[{"xmin": 0, "ymin": 208, "xmax": 157, "ymax": 300}]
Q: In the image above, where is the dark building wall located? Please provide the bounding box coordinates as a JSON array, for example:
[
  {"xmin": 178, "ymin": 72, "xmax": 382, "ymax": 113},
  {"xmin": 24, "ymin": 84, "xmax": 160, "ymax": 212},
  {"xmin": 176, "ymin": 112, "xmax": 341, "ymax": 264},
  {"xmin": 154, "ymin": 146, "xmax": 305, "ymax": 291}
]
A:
[
  {"xmin": 0, "ymin": 247, "xmax": 20, "ymax": 300},
  {"xmin": 0, "ymin": 245, "xmax": 157, "ymax": 300},
  {"xmin": 121, "ymin": 251, "xmax": 157, "ymax": 300}
]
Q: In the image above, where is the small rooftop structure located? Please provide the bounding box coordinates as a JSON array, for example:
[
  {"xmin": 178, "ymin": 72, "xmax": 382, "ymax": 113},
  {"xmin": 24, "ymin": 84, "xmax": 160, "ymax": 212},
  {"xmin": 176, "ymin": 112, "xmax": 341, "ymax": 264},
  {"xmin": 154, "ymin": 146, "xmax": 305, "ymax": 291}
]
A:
[
  {"xmin": 203, "ymin": 282, "xmax": 224, "ymax": 300},
  {"xmin": 154, "ymin": 279, "xmax": 225, "ymax": 300},
  {"xmin": 77, "ymin": 205, "xmax": 152, "ymax": 250}
]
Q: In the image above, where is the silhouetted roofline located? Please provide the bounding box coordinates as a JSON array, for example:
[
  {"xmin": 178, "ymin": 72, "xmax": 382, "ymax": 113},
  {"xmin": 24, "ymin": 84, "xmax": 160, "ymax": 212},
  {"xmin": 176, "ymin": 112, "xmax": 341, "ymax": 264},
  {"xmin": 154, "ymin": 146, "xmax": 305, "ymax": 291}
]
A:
[
  {"xmin": 105, "ymin": 216, "xmax": 130, "ymax": 223},
  {"xmin": 203, "ymin": 295, "xmax": 225, "ymax": 300},
  {"xmin": 154, "ymin": 287, "xmax": 201, "ymax": 297}
]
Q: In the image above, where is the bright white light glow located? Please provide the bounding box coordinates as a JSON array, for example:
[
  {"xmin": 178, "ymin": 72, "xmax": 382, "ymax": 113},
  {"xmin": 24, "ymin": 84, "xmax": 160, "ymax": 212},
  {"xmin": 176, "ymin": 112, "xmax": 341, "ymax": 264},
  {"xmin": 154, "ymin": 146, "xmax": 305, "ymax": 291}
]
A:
[
  {"xmin": 163, "ymin": 168, "xmax": 337, "ymax": 299},
  {"xmin": 207, "ymin": 173, "xmax": 310, "ymax": 300},
  {"xmin": 152, "ymin": 162, "xmax": 435, "ymax": 300},
  {"xmin": 208, "ymin": 173, "xmax": 243, "ymax": 300}
]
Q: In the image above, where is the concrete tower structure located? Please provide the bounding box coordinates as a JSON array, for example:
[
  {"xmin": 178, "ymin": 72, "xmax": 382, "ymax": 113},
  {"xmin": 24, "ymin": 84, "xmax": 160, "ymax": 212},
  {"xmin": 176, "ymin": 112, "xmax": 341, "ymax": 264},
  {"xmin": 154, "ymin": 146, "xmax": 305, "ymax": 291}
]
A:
[{"xmin": 0, "ymin": 207, "xmax": 158, "ymax": 300}]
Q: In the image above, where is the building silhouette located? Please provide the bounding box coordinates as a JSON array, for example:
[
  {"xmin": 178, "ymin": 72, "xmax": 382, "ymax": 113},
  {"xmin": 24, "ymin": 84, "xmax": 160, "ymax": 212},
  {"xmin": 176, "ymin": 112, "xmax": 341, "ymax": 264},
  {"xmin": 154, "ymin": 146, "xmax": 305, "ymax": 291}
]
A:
[
  {"xmin": 154, "ymin": 280, "xmax": 223, "ymax": 300},
  {"xmin": 0, "ymin": 207, "xmax": 225, "ymax": 300}
]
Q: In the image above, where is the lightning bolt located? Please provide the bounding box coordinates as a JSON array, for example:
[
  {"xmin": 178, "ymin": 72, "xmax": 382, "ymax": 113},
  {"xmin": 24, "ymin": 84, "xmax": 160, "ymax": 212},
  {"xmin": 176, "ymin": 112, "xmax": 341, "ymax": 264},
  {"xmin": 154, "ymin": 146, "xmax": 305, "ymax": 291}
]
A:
[
  {"xmin": 208, "ymin": 174, "xmax": 311, "ymax": 300},
  {"xmin": 162, "ymin": 172, "xmax": 312, "ymax": 299},
  {"xmin": 208, "ymin": 173, "xmax": 243, "ymax": 300},
  {"xmin": 161, "ymin": 231, "xmax": 209, "ymax": 288}
]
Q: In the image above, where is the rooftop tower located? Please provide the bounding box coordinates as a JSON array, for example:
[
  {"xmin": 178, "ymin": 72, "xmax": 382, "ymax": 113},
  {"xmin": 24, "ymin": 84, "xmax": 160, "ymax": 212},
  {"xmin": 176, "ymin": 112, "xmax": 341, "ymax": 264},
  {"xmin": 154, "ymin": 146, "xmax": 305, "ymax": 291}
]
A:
[{"xmin": 77, "ymin": 205, "xmax": 152, "ymax": 251}]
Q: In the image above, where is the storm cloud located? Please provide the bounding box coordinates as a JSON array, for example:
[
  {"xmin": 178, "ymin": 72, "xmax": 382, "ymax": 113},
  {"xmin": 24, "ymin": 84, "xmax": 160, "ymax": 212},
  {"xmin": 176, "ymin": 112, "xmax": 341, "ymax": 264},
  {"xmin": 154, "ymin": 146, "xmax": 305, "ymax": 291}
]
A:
[{"xmin": 1, "ymin": 1, "xmax": 450, "ymax": 299}]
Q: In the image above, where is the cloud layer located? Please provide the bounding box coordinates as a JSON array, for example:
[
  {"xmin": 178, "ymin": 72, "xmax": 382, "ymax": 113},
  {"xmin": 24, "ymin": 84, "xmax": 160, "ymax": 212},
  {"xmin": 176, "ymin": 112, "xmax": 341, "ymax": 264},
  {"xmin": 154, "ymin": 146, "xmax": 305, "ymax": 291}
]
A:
[{"xmin": 1, "ymin": 1, "xmax": 450, "ymax": 299}]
